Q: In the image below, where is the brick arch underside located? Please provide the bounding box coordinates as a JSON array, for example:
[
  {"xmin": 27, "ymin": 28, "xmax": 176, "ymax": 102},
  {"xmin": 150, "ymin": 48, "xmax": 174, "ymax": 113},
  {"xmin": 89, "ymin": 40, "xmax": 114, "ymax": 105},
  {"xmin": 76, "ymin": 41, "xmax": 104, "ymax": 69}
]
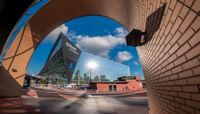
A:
[
  {"xmin": 1, "ymin": 0, "xmax": 200, "ymax": 113},
  {"xmin": 0, "ymin": 0, "xmax": 137, "ymax": 98}
]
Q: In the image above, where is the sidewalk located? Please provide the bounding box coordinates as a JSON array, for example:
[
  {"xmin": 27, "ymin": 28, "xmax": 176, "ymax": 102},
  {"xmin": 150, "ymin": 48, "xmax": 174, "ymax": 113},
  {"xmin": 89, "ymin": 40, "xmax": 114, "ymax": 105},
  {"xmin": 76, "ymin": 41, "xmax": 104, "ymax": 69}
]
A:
[
  {"xmin": 0, "ymin": 97, "xmax": 40, "ymax": 114},
  {"xmin": 0, "ymin": 88, "xmax": 41, "ymax": 114},
  {"xmin": 87, "ymin": 90, "xmax": 147, "ymax": 97}
]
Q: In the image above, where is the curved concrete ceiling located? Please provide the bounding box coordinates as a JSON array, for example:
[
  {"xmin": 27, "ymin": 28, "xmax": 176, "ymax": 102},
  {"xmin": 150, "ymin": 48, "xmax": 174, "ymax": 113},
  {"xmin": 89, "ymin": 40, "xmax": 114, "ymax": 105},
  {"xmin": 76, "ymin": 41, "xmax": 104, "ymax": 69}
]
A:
[{"xmin": 28, "ymin": 0, "xmax": 137, "ymax": 46}]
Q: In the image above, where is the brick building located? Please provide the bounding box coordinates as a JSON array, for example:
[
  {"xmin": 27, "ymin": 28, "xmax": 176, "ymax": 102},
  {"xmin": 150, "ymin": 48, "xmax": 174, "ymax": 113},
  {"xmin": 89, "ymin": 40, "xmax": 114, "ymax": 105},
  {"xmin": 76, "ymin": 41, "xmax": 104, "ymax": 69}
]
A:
[{"xmin": 89, "ymin": 76, "xmax": 143, "ymax": 92}]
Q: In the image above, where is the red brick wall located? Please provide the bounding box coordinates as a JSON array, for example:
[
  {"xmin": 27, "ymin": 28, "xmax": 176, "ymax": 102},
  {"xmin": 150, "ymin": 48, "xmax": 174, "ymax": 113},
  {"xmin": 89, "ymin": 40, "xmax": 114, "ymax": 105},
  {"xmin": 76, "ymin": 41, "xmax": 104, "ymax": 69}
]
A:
[
  {"xmin": 97, "ymin": 83, "xmax": 109, "ymax": 92},
  {"xmin": 126, "ymin": 80, "xmax": 143, "ymax": 91},
  {"xmin": 116, "ymin": 84, "xmax": 126, "ymax": 91},
  {"xmin": 134, "ymin": 0, "xmax": 200, "ymax": 114},
  {"xmin": 96, "ymin": 80, "xmax": 143, "ymax": 92}
]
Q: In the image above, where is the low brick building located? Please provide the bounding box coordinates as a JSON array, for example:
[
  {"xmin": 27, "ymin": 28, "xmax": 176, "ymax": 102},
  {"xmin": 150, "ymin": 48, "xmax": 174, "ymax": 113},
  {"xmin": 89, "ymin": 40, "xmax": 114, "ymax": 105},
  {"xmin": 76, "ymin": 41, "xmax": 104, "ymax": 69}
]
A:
[{"xmin": 89, "ymin": 76, "xmax": 143, "ymax": 92}]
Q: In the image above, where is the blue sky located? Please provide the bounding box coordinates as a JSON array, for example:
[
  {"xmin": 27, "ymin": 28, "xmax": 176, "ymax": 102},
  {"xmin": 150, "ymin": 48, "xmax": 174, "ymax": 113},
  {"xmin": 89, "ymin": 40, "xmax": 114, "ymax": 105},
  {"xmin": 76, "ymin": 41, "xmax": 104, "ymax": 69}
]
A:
[{"xmin": 27, "ymin": 16, "xmax": 144, "ymax": 79}]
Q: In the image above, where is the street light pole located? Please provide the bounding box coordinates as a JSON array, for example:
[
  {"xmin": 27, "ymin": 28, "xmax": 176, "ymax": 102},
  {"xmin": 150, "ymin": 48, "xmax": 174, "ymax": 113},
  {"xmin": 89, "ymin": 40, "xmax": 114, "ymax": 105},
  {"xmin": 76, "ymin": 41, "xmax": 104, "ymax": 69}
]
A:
[
  {"xmin": 87, "ymin": 61, "xmax": 98, "ymax": 83},
  {"xmin": 89, "ymin": 68, "xmax": 92, "ymax": 83}
]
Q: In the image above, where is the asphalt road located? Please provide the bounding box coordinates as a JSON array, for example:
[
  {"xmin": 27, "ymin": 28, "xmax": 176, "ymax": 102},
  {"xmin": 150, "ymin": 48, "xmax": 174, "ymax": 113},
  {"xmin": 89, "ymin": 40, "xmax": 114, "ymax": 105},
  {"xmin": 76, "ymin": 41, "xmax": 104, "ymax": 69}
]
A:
[{"xmin": 34, "ymin": 88, "xmax": 149, "ymax": 114}]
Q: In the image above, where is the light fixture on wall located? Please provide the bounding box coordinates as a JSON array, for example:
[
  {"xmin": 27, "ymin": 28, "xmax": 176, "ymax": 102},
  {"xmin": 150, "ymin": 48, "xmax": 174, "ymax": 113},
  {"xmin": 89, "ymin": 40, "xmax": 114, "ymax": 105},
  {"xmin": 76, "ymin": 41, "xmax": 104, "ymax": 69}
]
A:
[
  {"xmin": 126, "ymin": 29, "xmax": 147, "ymax": 47},
  {"xmin": 126, "ymin": 4, "xmax": 166, "ymax": 47}
]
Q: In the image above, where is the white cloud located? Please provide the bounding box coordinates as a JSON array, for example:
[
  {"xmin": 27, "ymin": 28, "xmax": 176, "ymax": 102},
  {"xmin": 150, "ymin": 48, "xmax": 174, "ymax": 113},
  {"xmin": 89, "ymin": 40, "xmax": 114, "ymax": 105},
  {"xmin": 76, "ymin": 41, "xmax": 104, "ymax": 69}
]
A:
[
  {"xmin": 76, "ymin": 35, "xmax": 125, "ymax": 58},
  {"xmin": 45, "ymin": 26, "xmax": 128, "ymax": 59},
  {"xmin": 115, "ymin": 27, "xmax": 128, "ymax": 38},
  {"xmin": 74, "ymin": 27, "xmax": 128, "ymax": 58},
  {"xmin": 46, "ymin": 24, "xmax": 68, "ymax": 42},
  {"xmin": 117, "ymin": 51, "xmax": 132, "ymax": 62}
]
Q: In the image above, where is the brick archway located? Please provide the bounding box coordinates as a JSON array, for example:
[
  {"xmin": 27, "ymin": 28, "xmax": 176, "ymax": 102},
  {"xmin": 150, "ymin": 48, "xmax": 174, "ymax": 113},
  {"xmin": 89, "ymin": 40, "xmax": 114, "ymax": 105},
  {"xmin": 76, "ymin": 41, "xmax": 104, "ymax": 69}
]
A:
[
  {"xmin": 0, "ymin": 0, "xmax": 137, "ymax": 97},
  {"xmin": 1, "ymin": 0, "xmax": 200, "ymax": 113}
]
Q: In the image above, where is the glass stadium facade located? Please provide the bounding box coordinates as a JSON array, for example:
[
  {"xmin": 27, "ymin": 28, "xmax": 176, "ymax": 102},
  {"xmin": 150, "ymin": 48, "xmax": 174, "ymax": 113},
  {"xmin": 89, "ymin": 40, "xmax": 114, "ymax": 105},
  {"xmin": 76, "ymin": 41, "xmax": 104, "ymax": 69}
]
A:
[
  {"xmin": 72, "ymin": 52, "xmax": 130, "ymax": 84},
  {"xmin": 40, "ymin": 33, "xmax": 130, "ymax": 85},
  {"xmin": 39, "ymin": 33, "xmax": 81, "ymax": 84}
]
